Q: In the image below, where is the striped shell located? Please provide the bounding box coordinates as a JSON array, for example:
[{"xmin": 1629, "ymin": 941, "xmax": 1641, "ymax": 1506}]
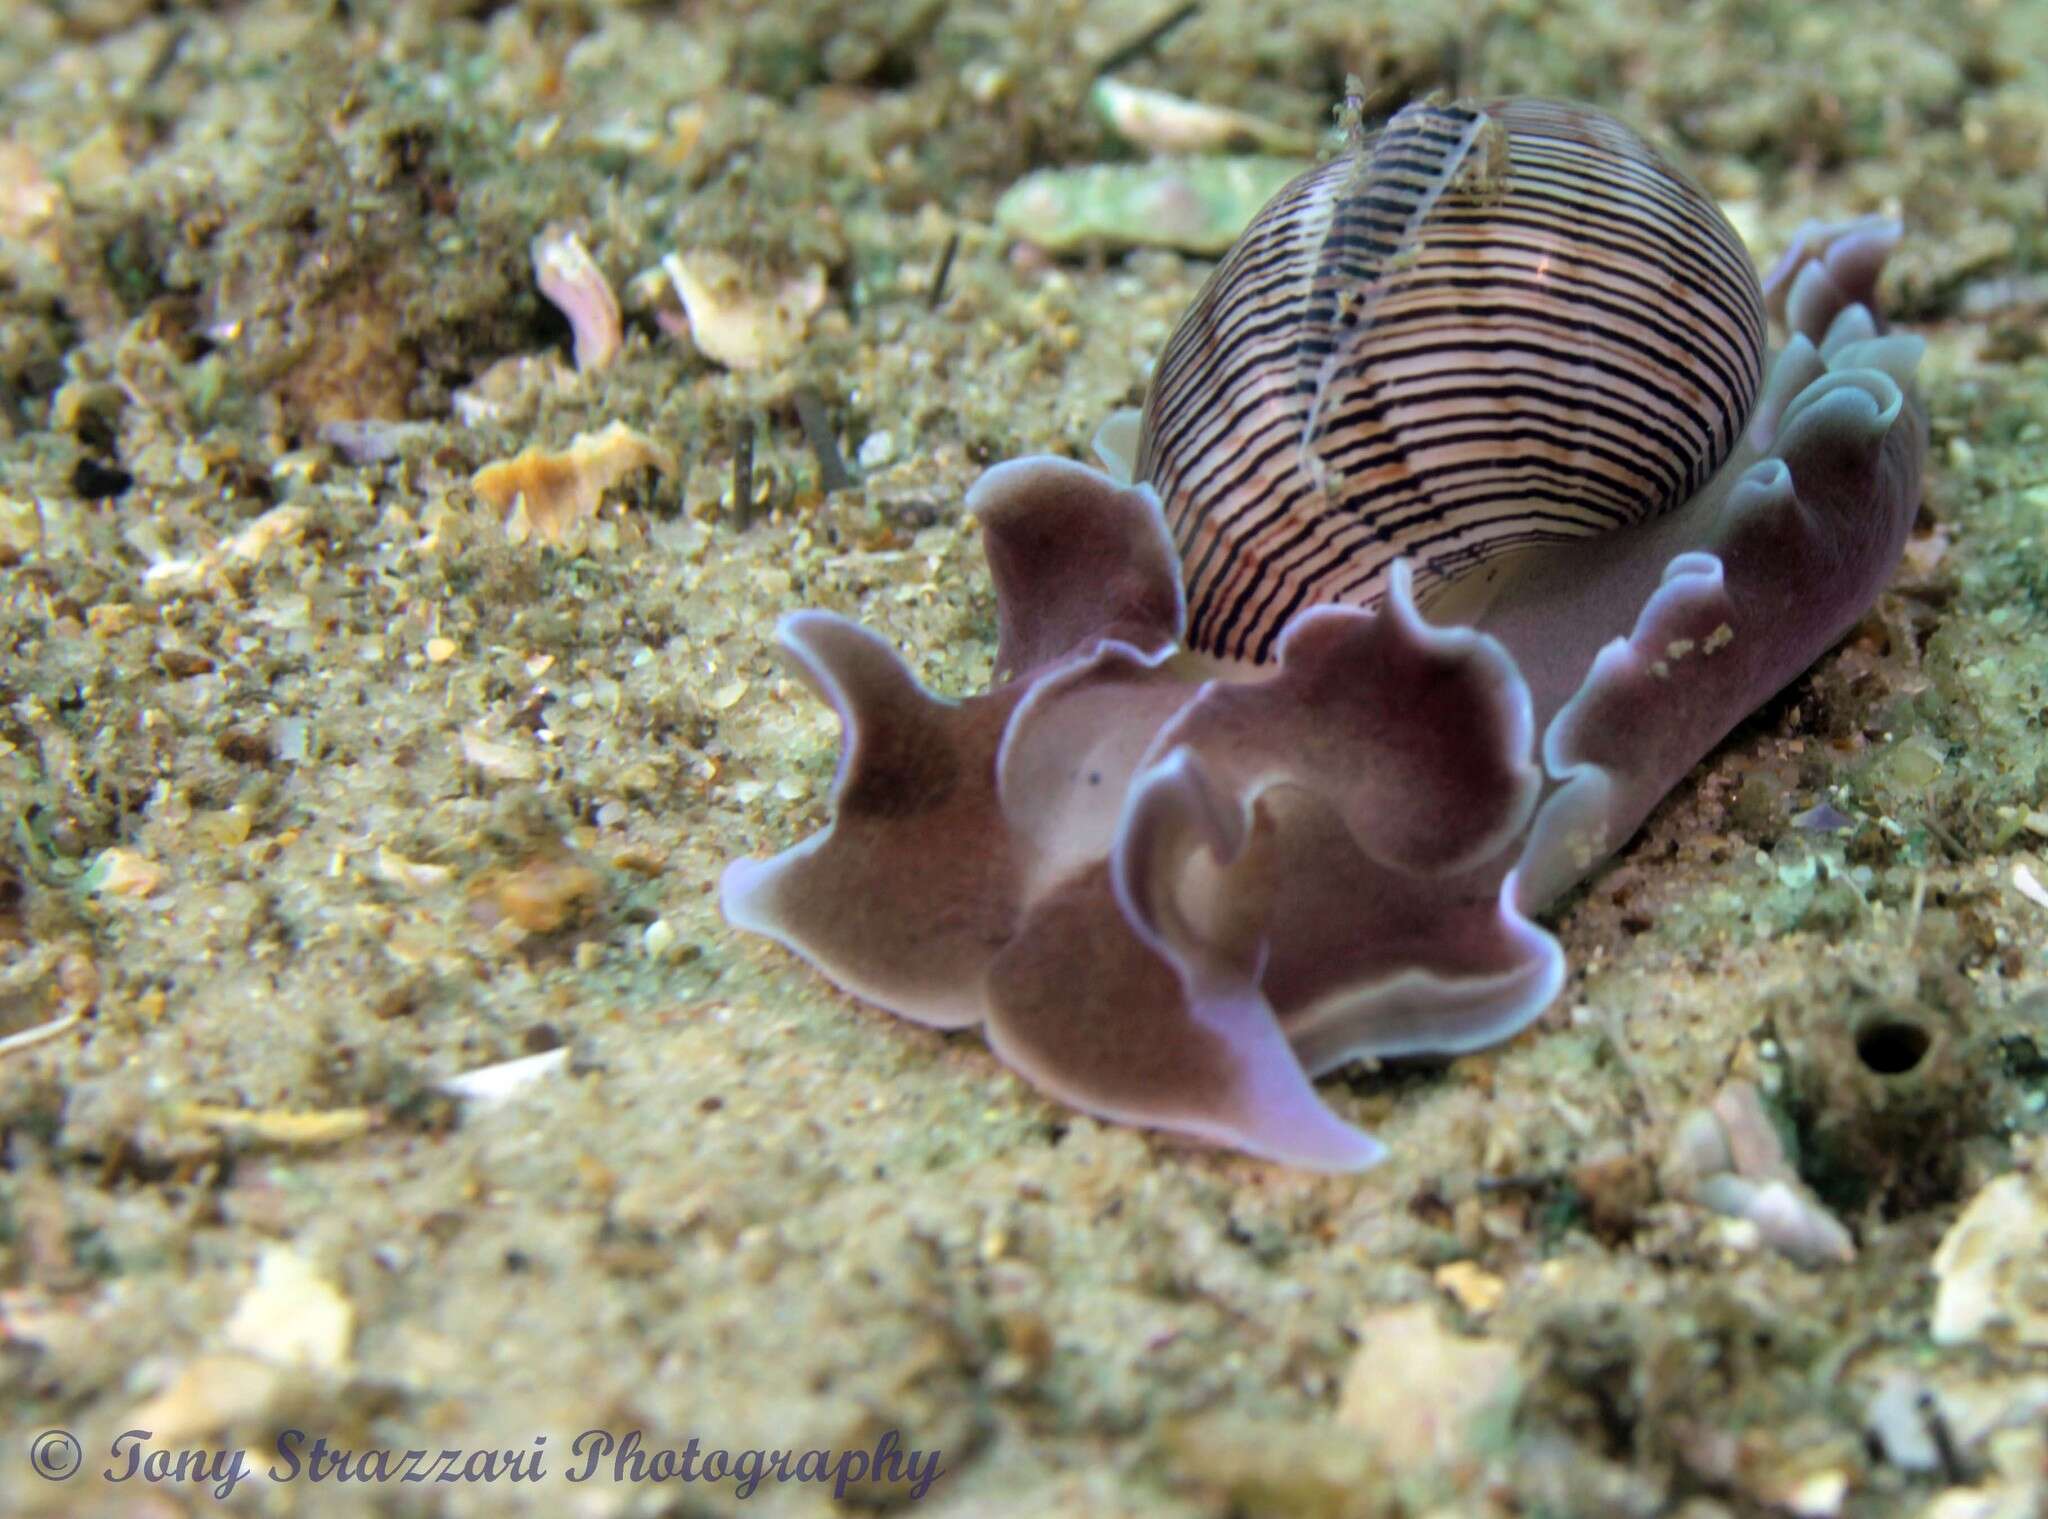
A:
[{"xmin": 1135, "ymin": 96, "xmax": 1767, "ymax": 663}]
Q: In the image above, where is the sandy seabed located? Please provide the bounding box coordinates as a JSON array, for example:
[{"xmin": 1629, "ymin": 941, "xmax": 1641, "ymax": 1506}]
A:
[{"xmin": 1, "ymin": 1, "xmax": 2047, "ymax": 1515}]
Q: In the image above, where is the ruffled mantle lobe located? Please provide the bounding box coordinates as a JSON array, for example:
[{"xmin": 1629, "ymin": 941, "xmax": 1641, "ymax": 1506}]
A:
[{"xmin": 722, "ymin": 219, "xmax": 1928, "ymax": 1169}]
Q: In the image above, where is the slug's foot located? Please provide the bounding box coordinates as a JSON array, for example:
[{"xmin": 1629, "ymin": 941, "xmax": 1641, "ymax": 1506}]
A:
[
  {"xmin": 985, "ymin": 854, "xmax": 1388, "ymax": 1172},
  {"xmin": 1120, "ymin": 571, "xmax": 1564, "ymax": 1078},
  {"xmin": 1763, "ymin": 215, "xmax": 1902, "ymax": 340},
  {"xmin": 724, "ymin": 463, "xmax": 1572, "ymax": 1168},
  {"xmin": 718, "ymin": 612, "xmax": 1029, "ymax": 1030},
  {"xmin": 977, "ymin": 565, "xmax": 1569, "ymax": 1168},
  {"xmin": 1513, "ymin": 292, "xmax": 1925, "ymax": 913},
  {"xmin": 971, "ymin": 456, "xmax": 1185, "ymax": 681}
]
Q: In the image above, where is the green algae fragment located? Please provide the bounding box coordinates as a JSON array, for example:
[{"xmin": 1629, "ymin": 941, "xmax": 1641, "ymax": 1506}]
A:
[{"xmin": 994, "ymin": 155, "xmax": 1307, "ymax": 255}]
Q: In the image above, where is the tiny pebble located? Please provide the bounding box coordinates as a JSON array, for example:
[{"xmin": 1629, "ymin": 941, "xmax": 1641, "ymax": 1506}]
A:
[
  {"xmin": 425, "ymin": 636, "xmax": 457, "ymax": 663},
  {"xmin": 92, "ymin": 847, "xmax": 165, "ymax": 898},
  {"xmin": 496, "ymin": 857, "xmax": 604, "ymax": 933},
  {"xmin": 437, "ymin": 1047, "xmax": 568, "ymax": 1107},
  {"xmin": 643, "ymin": 919, "xmax": 677, "ymax": 959},
  {"xmin": 1791, "ymin": 801, "xmax": 1854, "ymax": 832},
  {"xmin": 858, "ymin": 430, "xmax": 896, "ymax": 470},
  {"xmin": 1434, "ymin": 1260, "xmax": 1506, "ymax": 1315}
]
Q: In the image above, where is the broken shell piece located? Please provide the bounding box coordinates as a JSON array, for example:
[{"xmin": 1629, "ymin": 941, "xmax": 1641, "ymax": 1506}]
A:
[
  {"xmin": 0, "ymin": 490, "xmax": 42, "ymax": 559},
  {"xmin": 470, "ymin": 420, "xmax": 674, "ymax": 546},
  {"xmin": 224, "ymin": 504, "xmax": 308, "ymax": 563},
  {"xmin": 491, "ymin": 855, "xmax": 604, "ymax": 934},
  {"xmin": 1712, "ymin": 1080, "xmax": 1790, "ymax": 1179},
  {"xmin": 0, "ymin": 140, "xmax": 65, "ymax": 266},
  {"xmin": 128, "ymin": 1247, "xmax": 354, "ymax": 1443},
  {"xmin": 133, "ymin": 503, "xmax": 311, "ymax": 601},
  {"xmin": 172, "ymin": 1104, "xmax": 377, "ymax": 1147},
  {"xmin": 2012, "ymin": 861, "xmax": 2048, "ymax": 913},
  {"xmin": 128, "ymin": 1353, "xmax": 286, "ymax": 1444},
  {"xmin": 1864, "ymin": 1372, "xmax": 1945, "ymax": 1473},
  {"xmin": 1433, "ymin": 1260, "xmax": 1506, "ymax": 1316},
  {"xmin": 89, "ymin": 847, "xmax": 165, "ymax": 898},
  {"xmin": 459, "ymin": 724, "xmax": 543, "ymax": 780},
  {"xmin": 319, "ymin": 418, "xmax": 435, "ymax": 463},
  {"xmin": 221, "ymin": 1246, "xmax": 354, "ymax": 1374},
  {"xmin": 0, "ymin": 1009, "xmax": 84, "ymax": 1058},
  {"xmin": 436, "ymin": 1046, "xmax": 568, "ymax": 1108},
  {"xmin": 373, "ymin": 847, "xmax": 455, "ymax": 894},
  {"xmin": 1931, "ymin": 1157, "xmax": 2048, "ymax": 1347},
  {"xmin": 452, "ymin": 353, "xmax": 574, "ymax": 427},
  {"xmin": 1090, "ymin": 78, "xmax": 1314, "ymax": 156},
  {"xmin": 1663, "ymin": 1080, "xmax": 1855, "ymax": 1267},
  {"xmin": 661, "ymin": 251, "xmax": 826, "ymax": 371},
  {"xmin": 532, "ymin": 226, "xmax": 622, "ymax": 372},
  {"xmin": 1694, "ymin": 1174, "xmax": 1856, "ymax": 1268},
  {"xmin": 1336, "ymin": 1303, "xmax": 1521, "ymax": 1476}
]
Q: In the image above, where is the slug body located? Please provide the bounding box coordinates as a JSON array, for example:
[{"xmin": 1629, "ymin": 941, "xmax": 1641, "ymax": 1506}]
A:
[{"xmin": 721, "ymin": 97, "xmax": 1929, "ymax": 1169}]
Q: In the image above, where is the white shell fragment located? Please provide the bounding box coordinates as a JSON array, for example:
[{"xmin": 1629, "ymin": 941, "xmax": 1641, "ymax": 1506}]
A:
[
  {"xmin": 1663, "ymin": 1080, "xmax": 1855, "ymax": 1267},
  {"xmin": 531, "ymin": 225, "xmax": 621, "ymax": 372},
  {"xmin": 222, "ymin": 1246, "xmax": 355, "ymax": 1374},
  {"xmin": 1863, "ymin": 1372, "xmax": 1944, "ymax": 1473},
  {"xmin": 126, "ymin": 1247, "xmax": 356, "ymax": 1445},
  {"xmin": 436, "ymin": 1046, "xmax": 569, "ymax": 1108},
  {"xmin": 1138, "ymin": 96, "xmax": 1766, "ymax": 661},
  {"xmin": 1336, "ymin": 1303, "xmax": 1521, "ymax": 1475},
  {"xmin": 459, "ymin": 724, "xmax": 543, "ymax": 780},
  {"xmin": 1090, "ymin": 77, "xmax": 1314, "ymax": 156},
  {"xmin": 88, "ymin": 846, "xmax": 165, "ymax": 898},
  {"xmin": 1931, "ymin": 1158, "xmax": 2048, "ymax": 1347},
  {"xmin": 662, "ymin": 250, "xmax": 826, "ymax": 370}
]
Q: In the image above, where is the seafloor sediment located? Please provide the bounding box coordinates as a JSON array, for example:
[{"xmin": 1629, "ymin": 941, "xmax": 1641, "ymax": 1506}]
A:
[{"xmin": 0, "ymin": 2, "xmax": 2045, "ymax": 1516}]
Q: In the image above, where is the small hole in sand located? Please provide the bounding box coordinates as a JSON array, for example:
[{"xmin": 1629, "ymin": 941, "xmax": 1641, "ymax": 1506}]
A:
[{"xmin": 1855, "ymin": 1016, "xmax": 1931, "ymax": 1076}]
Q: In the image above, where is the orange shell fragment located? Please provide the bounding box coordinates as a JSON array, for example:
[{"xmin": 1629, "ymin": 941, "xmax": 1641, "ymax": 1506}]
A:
[{"xmin": 470, "ymin": 421, "xmax": 675, "ymax": 545}]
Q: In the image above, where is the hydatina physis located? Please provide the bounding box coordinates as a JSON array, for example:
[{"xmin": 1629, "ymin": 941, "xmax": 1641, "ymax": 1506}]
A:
[{"xmin": 720, "ymin": 93, "xmax": 1927, "ymax": 1168}]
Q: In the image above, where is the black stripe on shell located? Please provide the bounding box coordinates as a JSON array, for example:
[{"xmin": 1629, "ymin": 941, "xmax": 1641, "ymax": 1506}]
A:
[{"xmin": 1134, "ymin": 95, "xmax": 1768, "ymax": 663}]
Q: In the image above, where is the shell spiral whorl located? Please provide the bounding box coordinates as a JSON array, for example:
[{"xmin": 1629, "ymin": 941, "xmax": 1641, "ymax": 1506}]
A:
[{"xmin": 1135, "ymin": 96, "xmax": 1768, "ymax": 664}]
